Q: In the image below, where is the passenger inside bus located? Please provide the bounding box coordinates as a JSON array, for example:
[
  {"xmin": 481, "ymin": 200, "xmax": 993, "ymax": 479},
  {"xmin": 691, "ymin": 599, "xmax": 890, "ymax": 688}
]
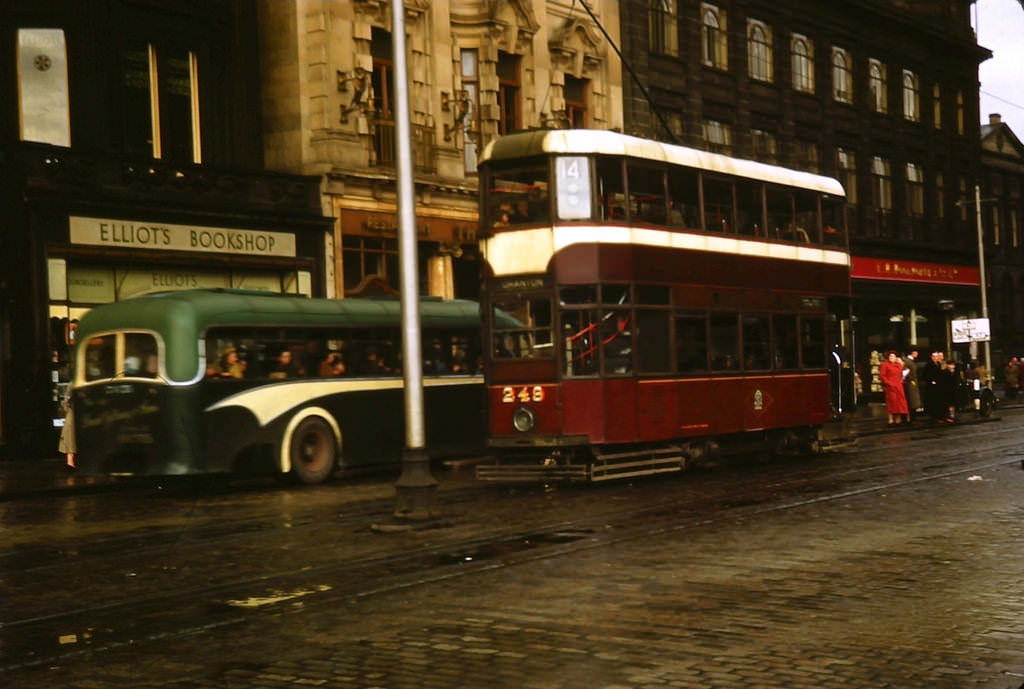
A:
[
  {"xmin": 268, "ymin": 348, "xmax": 302, "ymax": 379},
  {"xmin": 318, "ymin": 351, "xmax": 346, "ymax": 377},
  {"xmin": 210, "ymin": 346, "xmax": 244, "ymax": 379}
]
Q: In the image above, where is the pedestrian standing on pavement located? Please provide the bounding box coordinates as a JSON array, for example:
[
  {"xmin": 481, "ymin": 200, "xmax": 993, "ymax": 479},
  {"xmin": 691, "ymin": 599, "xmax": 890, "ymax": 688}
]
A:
[
  {"xmin": 922, "ymin": 350, "xmax": 945, "ymax": 423},
  {"xmin": 58, "ymin": 384, "xmax": 76, "ymax": 470},
  {"xmin": 880, "ymin": 350, "xmax": 909, "ymax": 425},
  {"xmin": 938, "ymin": 359, "xmax": 962, "ymax": 423},
  {"xmin": 1003, "ymin": 356, "xmax": 1019, "ymax": 400},
  {"xmin": 903, "ymin": 347, "xmax": 922, "ymax": 421}
]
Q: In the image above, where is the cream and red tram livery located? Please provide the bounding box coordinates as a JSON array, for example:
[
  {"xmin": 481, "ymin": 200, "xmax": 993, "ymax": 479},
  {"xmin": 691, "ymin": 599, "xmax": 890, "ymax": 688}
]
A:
[{"xmin": 476, "ymin": 129, "xmax": 854, "ymax": 482}]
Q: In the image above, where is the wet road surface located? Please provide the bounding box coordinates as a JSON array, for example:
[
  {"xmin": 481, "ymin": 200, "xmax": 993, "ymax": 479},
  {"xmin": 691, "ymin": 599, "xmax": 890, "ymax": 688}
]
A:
[{"xmin": 3, "ymin": 411, "xmax": 1024, "ymax": 688}]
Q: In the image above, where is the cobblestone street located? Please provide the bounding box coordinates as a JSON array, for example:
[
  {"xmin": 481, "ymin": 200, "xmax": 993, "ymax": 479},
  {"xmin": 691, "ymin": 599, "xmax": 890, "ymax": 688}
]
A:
[{"xmin": 5, "ymin": 413, "xmax": 1024, "ymax": 688}]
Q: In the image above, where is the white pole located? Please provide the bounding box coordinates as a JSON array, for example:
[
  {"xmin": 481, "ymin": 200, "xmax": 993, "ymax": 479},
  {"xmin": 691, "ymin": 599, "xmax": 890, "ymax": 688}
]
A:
[{"xmin": 975, "ymin": 184, "xmax": 993, "ymax": 387}]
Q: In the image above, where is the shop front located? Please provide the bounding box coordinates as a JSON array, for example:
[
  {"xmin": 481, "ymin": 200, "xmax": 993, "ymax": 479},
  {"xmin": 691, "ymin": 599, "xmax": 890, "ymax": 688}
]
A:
[
  {"xmin": 852, "ymin": 256, "xmax": 983, "ymax": 400},
  {"xmin": 0, "ymin": 173, "xmax": 330, "ymax": 458},
  {"xmin": 336, "ymin": 207, "xmax": 479, "ymax": 300}
]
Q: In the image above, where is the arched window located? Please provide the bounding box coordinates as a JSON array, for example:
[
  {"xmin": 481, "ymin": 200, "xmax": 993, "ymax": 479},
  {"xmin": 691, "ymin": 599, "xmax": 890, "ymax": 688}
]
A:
[
  {"xmin": 832, "ymin": 47, "xmax": 851, "ymax": 103},
  {"xmin": 747, "ymin": 20, "xmax": 772, "ymax": 82},
  {"xmin": 902, "ymin": 69, "xmax": 920, "ymax": 122},
  {"xmin": 869, "ymin": 59, "xmax": 887, "ymax": 113},
  {"xmin": 649, "ymin": 0, "xmax": 678, "ymax": 57},
  {"xmin": 791, "ymin": 34, "xmax": 814, "ymax": 93},
  {"xmin": 701, "ymin": 4, "xmax": 728, "ymax": 69}
]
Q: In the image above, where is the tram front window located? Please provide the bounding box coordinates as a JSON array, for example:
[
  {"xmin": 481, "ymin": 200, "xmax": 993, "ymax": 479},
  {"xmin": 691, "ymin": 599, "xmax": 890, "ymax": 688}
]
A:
[{"xmin": 491, "ymin": 292, "xmax": 553, "ymax": 359}]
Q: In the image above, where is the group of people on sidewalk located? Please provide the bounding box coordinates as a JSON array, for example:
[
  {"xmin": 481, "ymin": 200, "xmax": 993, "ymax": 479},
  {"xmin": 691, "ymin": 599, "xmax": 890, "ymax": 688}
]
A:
[{"xmin": 879, "ymin": 347, "xmax": 983, "ymax": 426}]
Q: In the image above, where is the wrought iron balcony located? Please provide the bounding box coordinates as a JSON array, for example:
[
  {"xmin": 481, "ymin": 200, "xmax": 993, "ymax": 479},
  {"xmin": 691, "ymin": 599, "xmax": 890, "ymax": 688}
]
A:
[{"xmin": 371, "ymin": 120, "xmax": 437, "ymax": 174}]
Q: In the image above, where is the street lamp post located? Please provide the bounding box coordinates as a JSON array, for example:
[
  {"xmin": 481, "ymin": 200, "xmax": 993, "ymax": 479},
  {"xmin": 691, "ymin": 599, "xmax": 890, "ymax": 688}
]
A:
[{"xmin": 974, "ymin": 184, "xmax": 993, "ymax": 388}]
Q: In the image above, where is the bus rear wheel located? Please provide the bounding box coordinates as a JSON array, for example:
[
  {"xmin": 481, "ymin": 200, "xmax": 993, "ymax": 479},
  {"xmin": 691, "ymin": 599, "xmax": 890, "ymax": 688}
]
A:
[{"xmin": 289, "ymin": 417, "xmax": 337, "ymax": 484}]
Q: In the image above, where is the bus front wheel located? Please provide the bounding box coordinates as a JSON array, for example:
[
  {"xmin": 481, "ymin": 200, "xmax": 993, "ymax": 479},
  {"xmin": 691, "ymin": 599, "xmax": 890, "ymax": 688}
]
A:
[{"xmin": 289, "ymin": 417, "xmax": 337, "ymax": 484}]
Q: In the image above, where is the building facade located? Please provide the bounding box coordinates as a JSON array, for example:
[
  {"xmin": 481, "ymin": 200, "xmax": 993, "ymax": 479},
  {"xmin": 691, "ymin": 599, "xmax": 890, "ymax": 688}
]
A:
[
  {"xmin": 980, "ymin": 113, "xmax": 1024, "ymax": 364},
  {"xmin": 0, "ymin": 1, "xmax": 331, "ymax": 456},
  {"xmin": 620, "ymin": 0, "xmax": 991, "ymax": 397},
  {"xmin": 257, "ymin": 0, "xmax": 624, "ymax": 300}
]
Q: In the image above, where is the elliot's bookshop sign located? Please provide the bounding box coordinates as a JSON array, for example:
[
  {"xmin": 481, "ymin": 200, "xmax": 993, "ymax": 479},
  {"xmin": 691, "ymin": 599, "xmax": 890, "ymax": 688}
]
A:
[{"xmin": 69, "ymin": 216, "xmax": 296, "ymax": 258}]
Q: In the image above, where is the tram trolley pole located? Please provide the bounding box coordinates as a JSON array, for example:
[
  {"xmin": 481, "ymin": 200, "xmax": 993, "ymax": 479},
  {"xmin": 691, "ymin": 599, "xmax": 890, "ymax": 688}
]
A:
[{"xmin": 391, "ymin": 0, "xmax": 437, "ymax": 520}]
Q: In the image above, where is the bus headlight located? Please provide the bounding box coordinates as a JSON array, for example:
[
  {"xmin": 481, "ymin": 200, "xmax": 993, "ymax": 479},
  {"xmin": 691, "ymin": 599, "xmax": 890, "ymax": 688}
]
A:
[{"xmin": 512, "ymin": 406, "xmax": 535, "ymax": 433}]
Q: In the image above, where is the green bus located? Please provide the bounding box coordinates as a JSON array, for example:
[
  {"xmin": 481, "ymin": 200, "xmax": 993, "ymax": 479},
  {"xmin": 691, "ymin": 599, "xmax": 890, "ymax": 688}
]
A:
[{"xmin": 71, "ymin": 289, "xmax": 488, "ymax": 483}]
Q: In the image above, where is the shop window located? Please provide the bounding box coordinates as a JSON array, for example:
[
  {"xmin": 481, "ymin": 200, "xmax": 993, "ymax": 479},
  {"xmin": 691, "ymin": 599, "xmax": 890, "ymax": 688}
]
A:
[{"xmin": 342, "ymin": 236, "xmax": 399, "ymax": 292}]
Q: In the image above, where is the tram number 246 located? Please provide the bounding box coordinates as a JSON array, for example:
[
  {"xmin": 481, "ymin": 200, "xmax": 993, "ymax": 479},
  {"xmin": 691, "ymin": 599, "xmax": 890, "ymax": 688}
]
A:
[{"xmin": 501, "ymin": 385, "xmax": 545, "ymax": 404}]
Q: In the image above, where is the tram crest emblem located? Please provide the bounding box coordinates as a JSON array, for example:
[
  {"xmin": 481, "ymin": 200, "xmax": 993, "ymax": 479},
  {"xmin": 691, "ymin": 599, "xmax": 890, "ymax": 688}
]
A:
[{"xmin": 753, "ymin": 389, "xmax": 764, "ymax": 411}]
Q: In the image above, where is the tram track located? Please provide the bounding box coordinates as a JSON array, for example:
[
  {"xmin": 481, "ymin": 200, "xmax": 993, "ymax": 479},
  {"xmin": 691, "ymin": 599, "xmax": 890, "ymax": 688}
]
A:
[{"xmin": 4, "ymin": 418, "xmax": 1024, "ymax": 676}]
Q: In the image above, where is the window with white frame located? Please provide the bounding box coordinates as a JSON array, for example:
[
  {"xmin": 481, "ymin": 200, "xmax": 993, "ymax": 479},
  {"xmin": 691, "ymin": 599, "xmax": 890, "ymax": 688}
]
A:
[
  {"xmin": 837, "ymin": 147, "xmax": 857, "ymax": 205},
  {"xmin": 906, "ymin": 162, "xmax": 924, "ymax": 216},
  {"xmin": 650, "ymin": 0, "xmax": 679, "ymax": 57},
  {"xmin": 869, "ymin": 59, "xmax": 887, "ymax": 113},
  {"xmin": 747, "ymin": 20, "xmax": 773, "ymax": 82},
  {"xmin": 703, "ymin": 119, "xmax": 732, "ymax": 154},
  {"xmin": 832, "ymin": 47, "xmax": 851, "ymax": 103},
  {"xmin": 872, "ymin": 156, "xmax": 892, "ymax": 212},
  {"xmin": 701, "ymin": 4, "xmax": 728, "ymax": 70},
  {"xmin": 122, "ymin": 40, "xmax": 201, "ymax": 162},
  {"xmin": 750, "ymin": 128, "xmax": 776, "ymax": 163},
  {"xmin": 791, "ymin": 34, "xmax": 814, "ymax": 93},
  {"xmin": 956, "ymin": 89, "xmax": 965, "ymax": 135},
  {"xmin": 460, "ymin": 48, "xmax": 480, "ymax": 173},
  {"xmin": 902, "ymin": 69, "xmax": 920, "ymax": 122},
  {"xmin": 795, "ymin": 139, "xmax": 819, "ymax": 172}
]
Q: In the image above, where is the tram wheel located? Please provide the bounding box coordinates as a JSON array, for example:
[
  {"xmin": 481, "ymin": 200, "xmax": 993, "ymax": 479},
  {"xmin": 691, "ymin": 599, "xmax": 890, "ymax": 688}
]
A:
[{"xmin": 289, "ymin": 417, "xmax": 337, "ymax": 484}]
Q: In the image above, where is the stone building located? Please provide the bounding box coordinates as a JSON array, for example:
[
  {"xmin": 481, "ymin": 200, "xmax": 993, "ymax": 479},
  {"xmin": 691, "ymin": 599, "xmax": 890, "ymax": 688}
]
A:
[
  {"xmin": 980, "ymin": 113, "xmax": 1024, "ymax": 362},
  {"xmin": 0, "ymin": 0, "xmax": 331, "ymax": 456},
  {"xmin": 257, "ymin": 0, "xmax": 623, "ymax": 300},
  {"xmin": 618, "ymin": 0, "xmax": 991, "ymax": 395}
]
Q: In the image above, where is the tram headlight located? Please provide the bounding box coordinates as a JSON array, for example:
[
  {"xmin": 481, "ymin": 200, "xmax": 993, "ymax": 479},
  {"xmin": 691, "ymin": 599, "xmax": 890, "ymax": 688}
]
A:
[{"xmin": 512, "ymin": 406, "xmax": 536, "ymax": 433}]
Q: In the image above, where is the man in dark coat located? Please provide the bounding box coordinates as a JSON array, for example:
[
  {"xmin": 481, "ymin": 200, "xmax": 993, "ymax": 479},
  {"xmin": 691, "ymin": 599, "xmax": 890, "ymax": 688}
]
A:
[{"xmin": 921, "ymin": 350, "xmax": 945, "ymax": 423}]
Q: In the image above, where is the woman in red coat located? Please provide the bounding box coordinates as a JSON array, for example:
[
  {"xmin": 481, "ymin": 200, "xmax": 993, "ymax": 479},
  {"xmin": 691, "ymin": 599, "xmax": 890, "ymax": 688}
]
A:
[{"xmin": 879, "ymin": 350, "xmax": 910, "ymax": 425}]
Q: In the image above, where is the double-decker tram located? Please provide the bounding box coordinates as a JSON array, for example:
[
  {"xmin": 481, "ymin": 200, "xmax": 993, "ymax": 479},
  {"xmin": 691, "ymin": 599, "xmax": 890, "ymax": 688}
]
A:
[
  {"xmin": 71, "ymin": 289, "xmax": 489, "ymax": 484},
  {"xmin": 476, "ymin": 129, "xmax": 855, "ymax": 481}
]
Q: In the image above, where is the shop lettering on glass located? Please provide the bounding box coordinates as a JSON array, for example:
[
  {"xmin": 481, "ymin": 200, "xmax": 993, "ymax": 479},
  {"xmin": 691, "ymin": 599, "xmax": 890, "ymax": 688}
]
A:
[
  {"xmin": 362, "ymin": 219, "xmax": 430, "ymax": 237},
  {"xmin": 151, "ymin": 272, "xmax": 198, "ymax": 288}
]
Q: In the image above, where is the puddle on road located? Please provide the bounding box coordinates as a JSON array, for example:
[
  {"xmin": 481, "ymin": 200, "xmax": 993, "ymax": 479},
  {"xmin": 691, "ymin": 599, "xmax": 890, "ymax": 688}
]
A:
[{"xmin": 437, "ymin": 529, "xmax": 592, "ymax": 565}]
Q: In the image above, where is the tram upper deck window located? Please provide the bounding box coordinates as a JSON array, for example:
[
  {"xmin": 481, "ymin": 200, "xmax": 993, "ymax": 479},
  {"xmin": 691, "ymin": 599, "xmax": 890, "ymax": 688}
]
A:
[
  {"xmin": 487, "ymin": 161, "xmax": 550, "ymax": 229},
  {"xmin": 627, "ymin": 162, "xmax": 667, "ymax": 225},
  {"xmin": 794, "ymin": 190, "xmax": 820, "ymax": 244},
  {"xmin": 736, "ymin": 180, "xmax": 764, "ymax": 236},
  {"xmin": 703, "ymin": 177, "xmax": 735, "ymax": 233},
  {"xmin": 822, "ymin": 195, "xmax": 847, "ymax": 248},
  {"xmin": 667, "ymin": 167, "xmax": 701, "ymax": 229},
  {"xmin": 491, "ymin": 292, "xmax": 553, "ymax": 359},
  {"xmin": 596, "ymin": 157, "xmax": 626, "ymax": 222},
  {"xmin": 84, "ymin": 335, "xmax": 116, "ymax": 381}
]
